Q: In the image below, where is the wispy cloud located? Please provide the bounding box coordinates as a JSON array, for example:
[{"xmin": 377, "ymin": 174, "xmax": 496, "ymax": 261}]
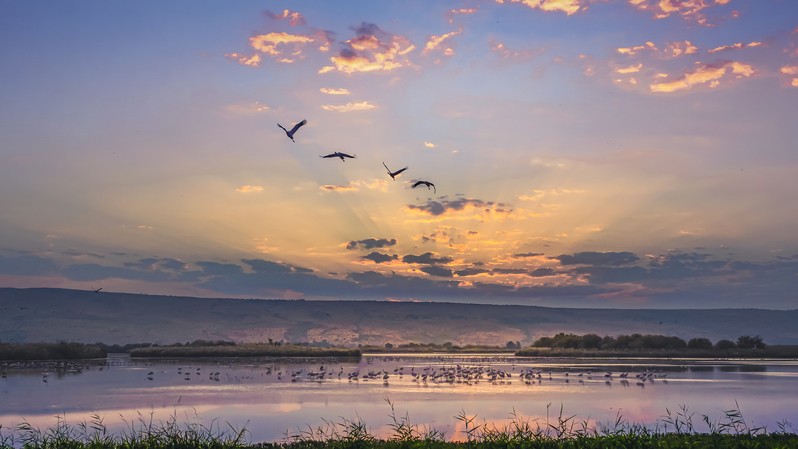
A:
[
  {"xmin": 781, "ymin": 65, "xmax": 798, "ymax": 87},
  {"xmin": 650, "ymin": 60, "xmax": 755, "ymax": 93},
  {"xmin": 319, "ymin": 23, "xmax": 415, "ymax": 74},
  {"xmin": 249, "ymin": 32, "xmax": 314, "ymax": 61},
  {"xmin": 321, "ymin": 101, "xmax": 377, "ymax": 112},
  {"xmin": 235, "ymin": 185, "xmax": 264, "ymax": 194},
  {"xmin": 423, "ymin": 29, "xmax": 461, "ymax": 57},
  {"xmin": 423, "ymin": 141, "xmax": 436, "ymax": 148},
  {"xmin": 496, "ymin": 0, "xmax": 587, "ymax": 16},
  {"xmin": 446, "ymin": 7, "xmax": 478, "ymax": 24},
  {"xmin": 708, "ymin": 41, "xmax": 762, "ymax": 54},
  {"xmin": 320, "ymin": 179, "xmax": 388, "ymax": 192},
  {"xmin": 628, "ymin": 0, "xmax": 733, "ymax": 25},
  {"xmin": 615, "ymin": 63, "xmax": 643, "ymax": 74},
  {"xmin": 265, "ymin": 9, "xmax": 306, "ymax": 27},
  {"xmin": 489, "ymin": 39, "xmax": 545, "ymax": 61},
  {"xmin": 407, "ymin": 198, "xmax": 514, "ymax": 218},
  {"xmin": 224, "ymin": 101, "xmax": 269, "ymax": 114},
  {"xmin": 320, "ymin": 87, "xmax": 351, "ymax": 95},
  {"xmin": 224, "ymin": 52, "xmax": 262, "ymax": 67}
]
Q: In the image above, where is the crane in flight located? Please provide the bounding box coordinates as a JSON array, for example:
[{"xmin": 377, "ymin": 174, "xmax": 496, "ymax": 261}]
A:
[
  {"xmin": 277, "ymin": 119, "xmax": 307, "ymax": 142},
  {"xmin": 383, "ymin": 162, "xmax": 408, "ymax": 180},
  {"xmin": 321, "ymin": 152, "xmax": 356, "ymax": 162},
  {"xmin": 411, "ymin": 180, "xmax": 436, "ymax": 194}
]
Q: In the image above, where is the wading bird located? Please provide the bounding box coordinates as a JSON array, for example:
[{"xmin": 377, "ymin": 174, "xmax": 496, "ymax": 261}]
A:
[
  {"xmin": 277, "ymin": 119, "xmax": 307, "ymax": 142},
  {"xmin": 383, "ymin": 162, "xmax": 408, "ymax": 180},
  {"xmin": 411, "ymin": 180, "xmax": 436, "ymax": 194},
  {"xmin": 321, "ymin": 152, "xmax": 356, "ymax": 162}
]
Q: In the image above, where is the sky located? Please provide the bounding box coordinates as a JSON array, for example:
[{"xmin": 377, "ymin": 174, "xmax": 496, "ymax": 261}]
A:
[{"xmin": 1, "ymin": 1, "xmax": 797, "ymax": 309}]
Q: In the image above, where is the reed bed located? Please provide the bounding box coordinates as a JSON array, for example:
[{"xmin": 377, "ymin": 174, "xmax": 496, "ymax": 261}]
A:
[{"xmin": 2, "ymin": 401, "xmax": 796, "ymax": 449}]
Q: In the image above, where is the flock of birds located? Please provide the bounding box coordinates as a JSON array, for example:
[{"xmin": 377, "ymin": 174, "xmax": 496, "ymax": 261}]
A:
[{"xmin": 277, "ymin": 118, "xmax": 437, "ymax": 194}]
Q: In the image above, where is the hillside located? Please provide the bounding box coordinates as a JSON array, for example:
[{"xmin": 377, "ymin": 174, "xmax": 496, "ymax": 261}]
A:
[{"xmin": 1, "ymin": 288, "xmax": 797, "ymax": 345}]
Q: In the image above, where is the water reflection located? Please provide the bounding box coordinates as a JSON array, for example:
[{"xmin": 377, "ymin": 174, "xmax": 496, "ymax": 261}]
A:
[{"xmin": 1, "ymin": 354, "xmax": 797, "ymax": 442}]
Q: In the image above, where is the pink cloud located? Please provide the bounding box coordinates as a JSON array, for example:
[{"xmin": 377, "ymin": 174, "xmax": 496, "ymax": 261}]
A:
[
  {"xmin": 446, "ymin": 7, "xmax": 479, "ymax": 24},
  {"xmin": 423, "ymin": 30, "xmax": 461, "ymax": 56},
  {"xmin": 320, "ymin": 23, "xmax": 415, "ymax": 74},
  {"xmin": 708, "ymin": 41, "xmax": 763, "ymax": 54},
  {"xmin": 490, "ymin": 39, "xmax": 545, "ymax": 61},
  {"xmin": 265, "ymin": 9, "xmax": 306, "ymax": 27},
  {"xmin": 629, "ymin": 0, "xmax": 733, "ymax": 25},
  {"xmin": 496, "ymin": 0, "xmax": 587, "ymax": 15},
  {"xmin": 650, "ymin": 60, "xmax": 755, "ymax": 93}
]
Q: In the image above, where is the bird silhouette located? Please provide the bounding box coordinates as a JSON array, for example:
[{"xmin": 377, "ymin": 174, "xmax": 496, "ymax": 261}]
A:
[
  {"xmin": 411, "ymin": 180, "xmax": 436, "ymax": 194},
  {"xmin": 383, "ymin": 162, "xmax": 408, "ymax": 180},
  {"xmin": 277, "ymin": 119, "xmax": 307, "ymax": 142},
  {"xmin": 321, "ymin": 152, "xmax": 356, "ymax": 162},
  {"xmin": 93, "ymin": 287, "xmax": 102, "ymax": 293}
]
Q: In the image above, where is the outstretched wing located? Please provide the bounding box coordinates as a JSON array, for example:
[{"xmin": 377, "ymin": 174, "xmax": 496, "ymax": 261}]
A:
[
  {"xmin": 277, "ymin": 123, "xmax": 288, "ymax": 133},
  {"xmin": 340, "ymin": 152, "xmax": 355, "ymax": 159},
  {"xmin": 392, "ymin": 166, "xmax": 408, "ymax": 176},
  {"xmin": 289, "ymin": 119, "xmax": 307, "ymax": 135},
  {"xmin": 321, "ymin": 153, "xmax": 336, "ymax": 158},
  {"xmin": 411, "ymin": 181, "xmax": 423, "ymax": 189},
  {"xmin": 382, "ymin": 162, "xmax": 391, "ymax": 173},
  {"xmin": 430, "ymin": 182, "xmax": 436, "ymax": 194}
]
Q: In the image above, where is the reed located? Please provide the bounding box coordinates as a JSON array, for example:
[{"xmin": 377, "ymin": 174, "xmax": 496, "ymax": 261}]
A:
[{"xmin": 1, "ymin": 403, "xmax": 795, "ymax": 449}]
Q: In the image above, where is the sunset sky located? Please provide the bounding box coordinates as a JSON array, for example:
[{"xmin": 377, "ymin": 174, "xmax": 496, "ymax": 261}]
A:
[{"xmin": 1, "ymin": 1, "xmax": 797, "ymax": 308}]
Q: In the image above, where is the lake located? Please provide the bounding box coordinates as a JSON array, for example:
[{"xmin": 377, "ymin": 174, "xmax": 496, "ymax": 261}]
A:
[{"xmin": 1, "ymin": 354, "xmax": 797, "ymax": 443}]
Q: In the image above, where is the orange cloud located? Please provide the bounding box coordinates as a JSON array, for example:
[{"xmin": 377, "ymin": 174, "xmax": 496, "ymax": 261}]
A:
[
  {"xmin": 629, "ymin": 0, "xmax": 732, "ymax": 25},
  {"xmin": 446, "ymin": 7, "xmax": 478, "ymax": 23},
  {"xmin": 664, "ymin": 40, "xmax": 698, "ymax": 58},
  {"xmin": 424, "ymin": 142, "xmax": 436, "ymax": 148},
  {"xmin": 617, "ymin": 42, "xmax": 657, "ymax": 56},
  {"xmin": 321, "ymin": 101, "xmax": 377, "ymax": 112},
  {"xmin": 248, "ymin": 32, "xmax": 314, "ymax": 63},
  {"xmin": 423, "ymin": 30, "xmax": 461, "ymax": 56},
  {"xmin": 650, "ymin": 60, "xmax": 755, "ymax": 93},
  {"xmin": 225, "ymin": 52, "xmax": 262, "ymax": 67},
  {"xmin": 235, "ymin": 185, "xmax": 264, "ymax": 194},
  {"xmin": 320, "ymin": 88, "xmax": 351, "ymax": 95},
  {"xmin": 708, "ymin": 41, "xmax": 763, "ymax": 53},
  {"xmin": 615, "ymin": 63, "xmax": 643, "ymax": 74},
  {"xmin": 320, "ymin": 179, "xmax": 388, "ymax": 192},
  {"xmin": 265, "ymin": 9, "xmax": 306, "ymax": 27},
  {"xmin": 496, "ymin": 0, "xmax": 586, "ymax": 15},
  {"xmin": 320, "ymin": 23, "xmax": 415, "ymax": 74},
  {"xmin": 781, "ymin": 65, "xmax": 798, "ymax": 87}
]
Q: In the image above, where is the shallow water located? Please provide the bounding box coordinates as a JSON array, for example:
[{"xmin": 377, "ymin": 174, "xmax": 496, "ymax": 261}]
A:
[{"xmin": 1, "ymin": 354, "xmax": 797, "ymax": 443}]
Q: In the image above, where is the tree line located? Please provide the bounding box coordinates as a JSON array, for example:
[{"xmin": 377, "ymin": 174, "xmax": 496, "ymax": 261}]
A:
[{"xmin": 530, "ymin": 333, "xmax": 766, "ymax": 350}]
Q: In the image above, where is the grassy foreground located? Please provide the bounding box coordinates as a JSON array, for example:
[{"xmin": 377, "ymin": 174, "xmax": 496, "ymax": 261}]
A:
[{"xmin": 2, "ymin": 403, "xmax": 797, "ymax": 449}]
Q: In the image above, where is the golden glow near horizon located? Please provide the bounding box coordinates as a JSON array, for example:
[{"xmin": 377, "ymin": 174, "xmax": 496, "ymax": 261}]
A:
[{"xmin": 1, "ymin": 1, "xmax": 797, "ymax": 308}]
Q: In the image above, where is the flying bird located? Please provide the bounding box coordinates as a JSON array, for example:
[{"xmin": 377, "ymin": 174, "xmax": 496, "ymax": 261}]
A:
[
  {"xmin": 93, "ymin": 287, "xmax": 102, "ymax": 293},
  {"xmin": 277, "ymin": 119, "xmax": 307, "ymax": 142},
  {"xmin": 383, "ymin": 162, "xmax": 408, "ymax": 180},
  {"xmin": 411, "ymin": 180, "xmax": 436, "ymax": 194},
  {"xmin": 321, "ymin": 152, "xmax": 356, "ymax": 162}
]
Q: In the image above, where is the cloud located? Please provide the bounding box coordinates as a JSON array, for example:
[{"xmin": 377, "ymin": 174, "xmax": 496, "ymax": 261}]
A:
[
  {"xmin": 0, "ymin": 255, "xmax": 59, "ymax": 276},
  {"xmin": 423, "ymin": 30, "xmax": 461, "ymax": 56},
  {"xmin": 496, "ymin": 0, "xmax": 587, "ymax": 15},
  {"xmin": 489, "ymin": 39, "xmax": 545, "ymax": 61},
  {"xmin": 530, "ymin": 267, "xmax": 557, "ymax": 277},
  {"xmin": 402, "ymin": 252, "xmax": 453, "ymax": 265},
  {"xmin": 319, "ymin": 23, "xmax": 415, "ymax": 74},
  {"xmin": 321, "ymin": 101, "xmax": 377, "ymax": 112},
  {"xmin": 493, "ymin": 267, "xmax": 528, "ymax": 275},
  {"xmin": 615, "ymin": 63, "xmax": 643, "ymax": 74},
  {"xmin": 196, "ymin": 261, "xmax": 244, "ymax": 276},
  {"xmin": 617, "ymin": 42, "xmax": 657, "ymax": 56},
  {"xmin": 513, "ymin": 252, "xmax": 543, "ymax": 258},
  {"xmin": 454, "ymin": 267, "xmax": 490, "ymax": 277},
  {"xmin": 225, "ymin": 101, "xmax": 270, "ymax": 114},
  {"xmin": 320, "ymin": 87, "xmax": 351, "ymax": 95},
  {"xmin": 650, "ymin": 60, "xmax": 755, "ymax": 93},
  {"xmin": 781, "ymin": 65, "xmax": 798, "ymax": 87},
  {"xmin": 420, "ymin": 265, "xmax": 454, "ymax": 277},
  {"xmin": 225, "ymin": 52, "xmax": 262, "ymax": 67},
  {"xmin": 235, "ymin": 185, "xmax": 264, "ymax": 194},
  {"xmin": 664, "ymin": 40, "xmax": 698, "ymax": 58},
  {"xmin": 554, "ymin": 251, "xmax": 640, "ymax": 266},
  {"xmin": 423, "ymin": 142, "xmax": 436, "ymax": 148},
  {"xmin": 628, "ymin": 0, "xmax": 732, "ymax": 25},
  {"xmin": 320, "ymin": 179, "xmax": 388, "ymax": 192},
  {"xmin": 407, "ymin": 198, "xmax": 514, "ymax": 218},
  {"xmin": 265, "ymin": 9, "xmax": 306, "ymax": 27},
  {"xmin": 446, "ymin": 7, "xmax": 478, "ymax": 23},
  {"xmin": 708, "ymin": 41, "xmax": 763, "ymax": 54},
  {"xmin": 347, "ymin": 238, "xmax": 398, "ymax": 250},
  {"xmin": 361, "ymin": 252, "xmax": 398, "ymax": 264}
]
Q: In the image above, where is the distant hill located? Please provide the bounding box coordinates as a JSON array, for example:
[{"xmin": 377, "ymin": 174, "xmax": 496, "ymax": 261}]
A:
[{"xmin": 1, "ymin": 287, "xmax": 797, "ymax": 345}]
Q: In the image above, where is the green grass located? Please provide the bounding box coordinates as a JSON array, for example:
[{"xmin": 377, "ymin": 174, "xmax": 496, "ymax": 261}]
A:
[{"xmin": 2, "ymin": 402, "xmax": 796, "ymax": 449}]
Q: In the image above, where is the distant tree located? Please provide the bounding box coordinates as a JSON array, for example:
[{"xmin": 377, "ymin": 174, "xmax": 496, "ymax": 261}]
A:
[
  {"xmin": 581, "ymin": 334, "xmax": 602, "ymax": 349},
  {"xmin": 736, "ymin": 335, "xmax": 766, "ymax": 349},
  {"xmin": 687, "ymin": 338, "xmax": 713, "ymax": 350},
  {"xmin": 715, "ymin": 339, "xmax": 736, "ymax": 350},
  {"xmin": 505, "ymin": 341, "xmax": 519, "ymax": 349},
  {"xmin": 384, "ymin": 342, "xmax": 394, "ymax": 350}
]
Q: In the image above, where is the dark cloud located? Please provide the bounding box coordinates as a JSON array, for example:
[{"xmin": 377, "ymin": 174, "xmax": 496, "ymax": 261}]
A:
[
  {"xmin": 454, "ymin": 267, "xmax": 490, "ymax": 277},
  {"xmin": 0, "ymin": 255, "xmax": 58, "ymax": 276},
  {"xmin": 123, "ymin": 257, "xmax": 187, "ymax": 273},
  {"xmin": 407, "ymin": 198, "xmax": 513, "ymax": 216},
  {"xmin": 353, "ymin": 22, "xmax": 384, "ymax": 37},
  {"xmin": 62, "ymin": 249, "xmax": 104, "ymax": 258},
  {"xmin": 242, "ymin": 259, "xmax": 292, "ymax": 274},
  {"xmin": 196, "ymin": 261, "xmax": 244, "ymax": 276},
  {"xmin": 493, "ymin": 268, "xmax": 528, "ymax": 275},
  {"xmin": 64, "ymin": 263, "xmax": 171, "ymax": 282},
  {"xmin": 514, "ymin": 252, "xmax": 543, "ymax": 258},
  {"xmin": 420, "ymin": 266, "xmax": 453, "ymax": 278},
  {"xmin": 529, "ymin": 267, "xmax": 556, "ymax": 277},
  {"xmin": 554, "ymin": 251, "xmax": 640, "ymax": 266},
  {"xmin": 402, "ymin": 252, "xmax": 453, "ymax": 265},
  {"xmin": 346, "ymin": 238, "xmax": 397, "ymax": 250},
  {"xmin": 361, "ymin": 252, "xmax": 398, "ymax": 264}
]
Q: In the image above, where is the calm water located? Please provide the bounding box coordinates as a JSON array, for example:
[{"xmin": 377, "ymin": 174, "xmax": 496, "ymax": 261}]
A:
[{"xmin": 1, "ymin": 354, "xmax": 797, "ymax": 443}]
